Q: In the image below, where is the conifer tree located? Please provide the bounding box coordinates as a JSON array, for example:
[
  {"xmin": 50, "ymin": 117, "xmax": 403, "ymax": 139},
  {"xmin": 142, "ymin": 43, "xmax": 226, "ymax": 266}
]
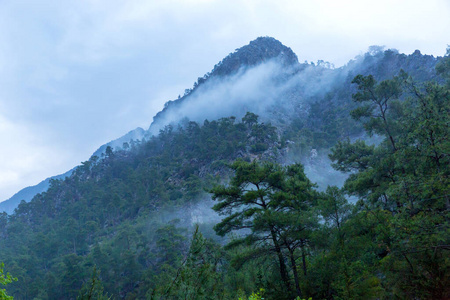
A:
[
  {"xmin": 329, "ymin": 57, "xmax": 450, "ymax": 298},
  {"xmin": 211, "ymin": 160, "xmax": 319, "ymax": 298}
]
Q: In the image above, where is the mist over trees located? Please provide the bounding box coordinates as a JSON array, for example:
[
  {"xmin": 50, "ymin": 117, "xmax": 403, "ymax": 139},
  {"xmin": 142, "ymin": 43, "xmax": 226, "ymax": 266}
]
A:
[{"xmin": 0, "ymin": 39, "xmax": 448, "ymax": 299}]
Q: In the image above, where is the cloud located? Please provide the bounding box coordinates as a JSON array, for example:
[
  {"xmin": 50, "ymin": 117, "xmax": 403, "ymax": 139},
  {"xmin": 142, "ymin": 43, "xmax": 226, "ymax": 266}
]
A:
[
  {"xmin": 148, "ymin": 55, "xmax": 347, "ymax": 135},
  {"xmin": 0, "ymin": 114, "xmax": 70, "ymax": 199},
  {"xmin": 148, "ymin": 60, "xmax": 290, "ymax": 133}
]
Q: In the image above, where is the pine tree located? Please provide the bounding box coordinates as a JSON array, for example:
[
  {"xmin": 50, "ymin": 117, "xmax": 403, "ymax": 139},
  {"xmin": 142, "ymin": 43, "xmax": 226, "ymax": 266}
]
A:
[
  {"xmin": 329, "ymin": 57, "xmax": 450, "ymax": 298},
  {"xmin": 211, "ymin": 160, "xmax": 319, "ymax": 298}
]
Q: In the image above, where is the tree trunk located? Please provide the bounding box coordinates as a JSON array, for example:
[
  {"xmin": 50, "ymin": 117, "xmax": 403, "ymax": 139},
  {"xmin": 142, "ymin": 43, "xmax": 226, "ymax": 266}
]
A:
[
  {"xmin": 270, "ymin": 228, "xmax": 292, "ymax": 292},
  {"xmin": 288, "ymin": 247, "xmax": 302, "ymax": 298},
  {"xmin": 301, "ymin": 240, "xmax": 307, "ymax": 276}
]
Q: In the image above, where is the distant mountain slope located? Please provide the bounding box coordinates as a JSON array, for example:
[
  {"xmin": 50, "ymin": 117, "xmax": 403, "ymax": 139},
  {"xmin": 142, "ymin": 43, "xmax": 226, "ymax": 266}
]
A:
[
  {"xmin": 0, "ymin": 169, "xmax": 73, "ymax": 214},
  {"xmin": 91, "ymin": 127, "xmax": 146, "ymax": 157},
  {"xmin": 0, "ymin": 127, "xmax": 146, "ymax": 214}
]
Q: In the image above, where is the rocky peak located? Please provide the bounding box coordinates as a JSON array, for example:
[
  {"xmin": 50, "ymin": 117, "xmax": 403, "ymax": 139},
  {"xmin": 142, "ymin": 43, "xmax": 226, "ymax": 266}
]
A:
[
  {"xmin": 150, "ymin": 37, "xmax": 299, "ymax": 131},
  {"xmin": 210, "ymin": 37, "xmax": 299, "ymax": 77}
]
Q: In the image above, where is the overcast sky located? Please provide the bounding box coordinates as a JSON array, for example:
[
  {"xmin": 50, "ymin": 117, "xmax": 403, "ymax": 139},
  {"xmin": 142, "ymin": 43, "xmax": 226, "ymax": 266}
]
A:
[{"xmin": 0, "ymin": 0, "xmax": 449, "ymax": 201}]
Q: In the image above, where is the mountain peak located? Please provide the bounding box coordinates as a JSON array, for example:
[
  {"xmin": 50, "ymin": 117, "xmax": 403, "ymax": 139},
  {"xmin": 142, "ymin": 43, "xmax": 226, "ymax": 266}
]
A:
[
  {"xmin": 210, "ymin": 36, "xmax": 298, "ymax": 77},
  {"xmin": 150, "ymin": 37, "xmax": 299, "ymax": 131}
]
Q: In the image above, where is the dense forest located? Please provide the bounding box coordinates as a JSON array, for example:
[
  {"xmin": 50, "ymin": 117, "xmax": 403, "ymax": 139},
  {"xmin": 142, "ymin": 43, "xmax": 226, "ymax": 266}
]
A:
[{"xmin": 0, "ymin": 43, "xmax": 449, "ymax": 299}]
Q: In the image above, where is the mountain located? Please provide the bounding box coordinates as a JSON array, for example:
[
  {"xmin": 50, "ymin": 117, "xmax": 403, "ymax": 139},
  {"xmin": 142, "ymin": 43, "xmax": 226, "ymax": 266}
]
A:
[
  {"xmin": 91, "ymin": 127, "xmax": 146, "ymax": 158},
  {"xmin": 205, "ymin": 36, "xmax": 298, "ymax": 77},
  {"xmin": 0, "ymin": 170, "xmax": 73, "ymax": 215},
  {"xmin": 2, "ymin": 38, "xmax": 441, "ymax": 214},
  {"xmin": 0, "ymin": 37, "xmax": 312, "ymax": 213},
  {"xmin": 0, "ymin": 127, "xmax": 146, "ymax": 214},
  {"xmin": 149, "ymin": 36, "xmax": 300, "ymax": 133},
  {"xmin": 149, "ymin": 38, "xmax": 441, "ymax": 136},
  {"xmin": 0, "ymin": 37, "xmax": 447, "ymax": 299}
]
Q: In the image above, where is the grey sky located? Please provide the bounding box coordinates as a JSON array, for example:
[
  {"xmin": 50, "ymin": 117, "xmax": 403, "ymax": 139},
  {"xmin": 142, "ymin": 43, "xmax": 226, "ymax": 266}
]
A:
[{"xmin": 0, "ymin": 0, "xmax": 449, "ymax": 201}]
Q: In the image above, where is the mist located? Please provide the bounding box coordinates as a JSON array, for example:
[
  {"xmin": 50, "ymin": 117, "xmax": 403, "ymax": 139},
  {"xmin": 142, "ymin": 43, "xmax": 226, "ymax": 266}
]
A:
[
  {"xmin": 150, "ymin": 59, "xmax": 345, "ymax": 132},
  {"xmin": 149, "ymin": 60, "xmax": 289, "ymax": 134},
  {"xmin": 145, "ymin": 56, "xmax": 367, "ymax": 191}
]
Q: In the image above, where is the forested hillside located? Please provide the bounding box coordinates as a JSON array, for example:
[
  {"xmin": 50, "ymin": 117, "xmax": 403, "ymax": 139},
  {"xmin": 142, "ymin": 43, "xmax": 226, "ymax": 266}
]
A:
[
  {"xmin": 0, "ymin": 39, "xmax": 448, "ymax": 299},
  {"xmin": 0, "ymin": 37, "xmax": 442, "ymax": 213},
  {"xmin": 0, "ymin": 113, "xmax": 283, "ymax": 299}
]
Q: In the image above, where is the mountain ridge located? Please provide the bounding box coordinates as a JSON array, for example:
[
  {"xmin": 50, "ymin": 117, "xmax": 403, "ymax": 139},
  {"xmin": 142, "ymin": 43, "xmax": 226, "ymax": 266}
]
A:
[
  {"xmin": 0, "ymin": 37, "xmax": 443, "ymax": 214},
  {"xmin": 0, "ymin": 127, "xmax": 146, "ymax": 214}
]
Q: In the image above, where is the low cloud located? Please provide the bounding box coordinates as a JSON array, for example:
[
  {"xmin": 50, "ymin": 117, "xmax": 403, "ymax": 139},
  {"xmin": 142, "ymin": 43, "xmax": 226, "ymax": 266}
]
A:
[
  {"xmin": 0, "ymin": 114, "xmax": 70, "ymax": 200},
  {"xmin": 149, "ymin": 57, "xmax": 345, "ymax": 134},
  {"xmin": 149, "ymin": 60, "xmax": 289, "ymax": 133}
]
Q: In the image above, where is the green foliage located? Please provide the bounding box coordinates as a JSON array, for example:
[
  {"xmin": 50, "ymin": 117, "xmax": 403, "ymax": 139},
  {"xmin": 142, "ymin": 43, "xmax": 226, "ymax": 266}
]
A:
[
  {"xmin": 148, "ymin": 225, "xmax": 229, "ymax": 299},
  {"xmin": 77, "ymin": 266, "xmax": 110, "ymax": 300},
  {"xmin": 0, "ymin": 263, "xmax": 16, "ymax": 300},
  {"xmin": 328, "ymin": 60, "xmax": 450, "ymax": 298},
  {"xmin": 211, "ymin": 160, "xmax": 320, "ymax": 299},
  {"xmin": 238, "ymin": 288, "xmax": 265, "ymax": 300},
  {"xmin": 0, "ymin": 113, "xmax": 282, "ymax": 299}
]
